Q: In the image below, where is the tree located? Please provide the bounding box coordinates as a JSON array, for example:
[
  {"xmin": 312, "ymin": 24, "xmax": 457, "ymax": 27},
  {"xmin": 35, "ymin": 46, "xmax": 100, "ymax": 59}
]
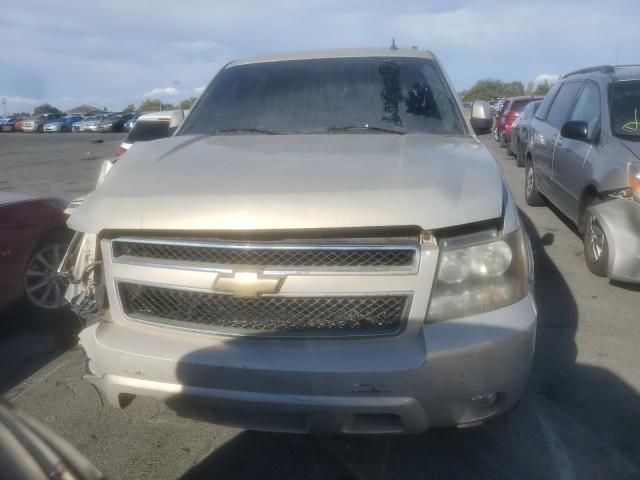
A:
[
  {"xmin": 533, "ymin": 80, "xmax": 551, "ymax": 96},
  {"xmin": 179, "ymin": 97, "xmax": 197, "ymax": 110},
  {"xmin": 525, "ymin": 80, "xmax": 535, "ymax": 95},
  {"xmin": 33, "ymin": 103, "xmax": 62, "ymax": 115},
  {"xmin": 137, "ymin": 99, "xmax": 177, "ymax": 112},
  {"xmin": 122, "ymin": 104, "xmax": 137, "ymax": 113},
  {"xmin": 460, "ymin": 79, "xmax": 525, "ymax": 101}
]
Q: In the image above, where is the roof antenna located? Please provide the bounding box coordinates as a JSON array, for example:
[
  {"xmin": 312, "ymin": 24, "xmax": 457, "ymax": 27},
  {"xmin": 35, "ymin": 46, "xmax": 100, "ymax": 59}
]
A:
[{"xmin": 390, "ymin": 38, "xmax": 398, "ymax": 50}]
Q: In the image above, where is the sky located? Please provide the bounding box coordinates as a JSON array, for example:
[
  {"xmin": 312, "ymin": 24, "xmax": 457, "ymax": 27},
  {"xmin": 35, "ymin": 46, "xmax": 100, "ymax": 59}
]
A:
[{"xmin": 1, "ymin": 0, "xmax": 639, "ymax": 114}]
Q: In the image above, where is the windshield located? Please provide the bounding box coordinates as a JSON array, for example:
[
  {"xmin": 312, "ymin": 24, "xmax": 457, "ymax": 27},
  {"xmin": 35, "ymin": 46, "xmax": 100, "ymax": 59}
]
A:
[
  {"xmin": 180, "ymin": 57, "xmax": 465, "ymax": 136},
  {"xmin": 611, "ymin": 80, "xmax": 640, "ymax": 139}
]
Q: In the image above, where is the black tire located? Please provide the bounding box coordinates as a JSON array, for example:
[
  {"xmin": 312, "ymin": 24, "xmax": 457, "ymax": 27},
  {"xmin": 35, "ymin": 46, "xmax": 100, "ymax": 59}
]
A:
[
  {"xmin": 493, "ymin": 126, "xmax": 500, "ymax": 142},
  {"xmin": 21, "ymin": 230, "xmax": 72, "ymax": 315},
  {"xmin": 516, "ymin": 142, "xmax": 525, "ymax": 167},
  {"xmin": 506, "ymin": 138, "xmax": 516, "ymax": 157},
  {"xmin": 525, "ymin": 159, "xmax": 545, "ymax": 206},
  {"xmin": 582, "ymin": 209, "xmax": 609, "ymax": 277},
  {"xmin": 499, "ymin": 130, "xmax": 507, "ymax": 148}
]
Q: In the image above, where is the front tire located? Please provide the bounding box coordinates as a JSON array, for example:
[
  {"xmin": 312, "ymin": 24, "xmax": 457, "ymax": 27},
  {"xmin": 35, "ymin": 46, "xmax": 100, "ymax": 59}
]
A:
[
  {"xmin": 525, "ymin": 160, "xmax": 545, "ymax": 206},
  {"xmin": 583, "ymin": 212, "xmax": 609, "ymax": 277}
]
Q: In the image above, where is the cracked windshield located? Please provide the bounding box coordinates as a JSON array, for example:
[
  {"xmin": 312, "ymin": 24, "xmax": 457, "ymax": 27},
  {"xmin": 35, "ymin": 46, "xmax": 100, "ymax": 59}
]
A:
[{"xmin": 1, "ymin": 1, "xmax": 639, "ymax": 480}]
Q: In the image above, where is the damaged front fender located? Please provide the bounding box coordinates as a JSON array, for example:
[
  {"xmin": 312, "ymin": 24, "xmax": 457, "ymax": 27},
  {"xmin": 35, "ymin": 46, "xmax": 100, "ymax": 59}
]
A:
[
  {"xmin": 59, "ymin": 232, "xmax": 106, "ymax": 326},
  {"xmin": 587, "ymin": 199, "xmax": 640, "ymax": 283}
]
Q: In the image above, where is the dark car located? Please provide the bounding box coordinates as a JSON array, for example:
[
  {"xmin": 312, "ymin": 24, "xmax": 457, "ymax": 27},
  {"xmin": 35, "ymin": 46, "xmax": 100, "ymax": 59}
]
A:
[
  {"xmin": 1, "ymin": 118, "xmax": 21, "ymax": 132},
  {"xmin": 123, "ymin": 112, "xmax": 143, "ymax": 132},
  {"xmin": 526, "ymin": 65, "xmax": 640, "ymax": 283},
  {"xmin": 509, "ymin": 100, "xmax": 542, "ymax": 166},
  {"xmin": 495, "ymin": 96, "xmax": 543, "ymax": 147},
  {"xmin": 0, "ymin": 193, "xmax": 71, "ymax": 312},
  {"xmin": 97, "ymin": 112, "xmax": 133, "ymax": 133}
]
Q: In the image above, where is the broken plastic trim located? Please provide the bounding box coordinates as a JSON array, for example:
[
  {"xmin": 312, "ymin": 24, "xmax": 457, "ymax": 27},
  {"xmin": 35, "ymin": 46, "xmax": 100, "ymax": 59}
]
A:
[{"xmin": 60, "ymin": 232, "xmax": 107, "ymax": 327}]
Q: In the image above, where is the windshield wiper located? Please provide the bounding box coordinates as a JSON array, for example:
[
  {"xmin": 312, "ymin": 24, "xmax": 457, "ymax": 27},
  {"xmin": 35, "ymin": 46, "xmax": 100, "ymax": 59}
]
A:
[
  {"xmin": 300, "ymin": 125, "xmax": 407, "ymax": 135},
  {"xmin": 212, "ymin": 128, "xmax": 279, "ymax": 135}
]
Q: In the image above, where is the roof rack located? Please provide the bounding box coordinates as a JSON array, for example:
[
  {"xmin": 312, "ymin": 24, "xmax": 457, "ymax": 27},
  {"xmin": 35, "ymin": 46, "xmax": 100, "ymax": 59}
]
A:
[{"xmin": 562, "ymin": 65, "xmax": 614, "ymax": 78}]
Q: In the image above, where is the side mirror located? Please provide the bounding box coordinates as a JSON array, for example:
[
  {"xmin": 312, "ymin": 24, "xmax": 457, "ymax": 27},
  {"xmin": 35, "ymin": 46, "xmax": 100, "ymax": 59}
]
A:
[{"xmin": 561, "ymin": 120, "xmax": 588, "ymax": 141}]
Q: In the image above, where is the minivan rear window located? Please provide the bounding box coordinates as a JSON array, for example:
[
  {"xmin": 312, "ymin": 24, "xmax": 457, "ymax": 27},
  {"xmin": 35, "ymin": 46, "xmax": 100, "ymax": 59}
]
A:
[{"xmin": 124, "ymin": 121, "xmax": 172, "ymax": 143}]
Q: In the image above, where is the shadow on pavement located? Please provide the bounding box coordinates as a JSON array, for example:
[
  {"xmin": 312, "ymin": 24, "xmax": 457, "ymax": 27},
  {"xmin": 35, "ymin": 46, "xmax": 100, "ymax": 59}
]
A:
[
  {"xmin": 0, "ymin": 307, "xmax": 82, "ymax": 395},
  {"xmin": 169, "ymin": 209, "xmax": 640, "ymax": 479}
]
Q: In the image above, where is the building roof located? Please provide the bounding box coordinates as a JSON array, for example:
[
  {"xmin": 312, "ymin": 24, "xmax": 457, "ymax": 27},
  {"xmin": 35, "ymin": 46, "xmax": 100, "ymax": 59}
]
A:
[
  {"xmin": 65, "ymin": 104, "xmax": 102, "ymax": 115},
  {"xmin": 228, "ymin": 48, "xmax": 434, "ymax": 67}
]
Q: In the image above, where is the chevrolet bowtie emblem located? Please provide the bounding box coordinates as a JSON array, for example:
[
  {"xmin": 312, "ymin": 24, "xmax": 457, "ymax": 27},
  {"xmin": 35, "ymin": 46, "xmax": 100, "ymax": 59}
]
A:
[{"xmin": 213, "ymin": 272, "xmax": 284, "ymax": 298}]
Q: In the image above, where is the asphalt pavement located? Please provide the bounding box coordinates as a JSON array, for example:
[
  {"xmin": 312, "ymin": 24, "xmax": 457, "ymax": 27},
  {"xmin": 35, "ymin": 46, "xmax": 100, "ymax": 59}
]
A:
[{"xmin": 0, "ymin": 132, "xmax": 639, "ymax": 480}]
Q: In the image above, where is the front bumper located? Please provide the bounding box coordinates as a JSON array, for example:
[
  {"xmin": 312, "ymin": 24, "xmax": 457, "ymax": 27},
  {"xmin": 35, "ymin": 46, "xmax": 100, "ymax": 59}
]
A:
[
  {"xmin": 80, "ymin": 295, "xmax": 536, "ymax": 434},
  {"xmin": 588, "ymin": 199, "xmax": 640, "ymax": 283}
]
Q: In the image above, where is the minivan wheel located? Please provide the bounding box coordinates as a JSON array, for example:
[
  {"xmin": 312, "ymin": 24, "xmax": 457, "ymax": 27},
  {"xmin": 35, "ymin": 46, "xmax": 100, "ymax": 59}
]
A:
[
  {"xmin": 516, "ymin": 143, "xmax": 525, "ymax": 167},
  {"xmin": 499, "ymin": 131, "xmax": 507, "ymax": 148},
  {"xmin": 583, "ymin": 214, "xmax": 609, "ymax": 277},
  {"xmin": 493, "ymin": 127, "xmax": 499, "ymax": 142},
  {"xmin": 525, "ymin": 161, "xmax": 545, "ymax": 206}
]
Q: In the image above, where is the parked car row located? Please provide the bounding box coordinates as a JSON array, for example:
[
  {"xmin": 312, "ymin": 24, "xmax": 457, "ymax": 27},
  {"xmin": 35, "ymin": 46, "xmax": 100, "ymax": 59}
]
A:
[
  {"xmin": 496, "ymin": 65, "xmax": 640, "ymax": 284},
  {"xmin": 0, "ymin": 111, "xmax": 146, "ymax": 133}
]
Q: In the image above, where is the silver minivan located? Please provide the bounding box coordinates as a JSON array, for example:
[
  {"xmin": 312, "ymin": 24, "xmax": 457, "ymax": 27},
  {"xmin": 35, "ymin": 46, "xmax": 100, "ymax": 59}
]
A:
[{"xmin": 526, "ymin": 65, "xmax": 640, "ymax": 283}]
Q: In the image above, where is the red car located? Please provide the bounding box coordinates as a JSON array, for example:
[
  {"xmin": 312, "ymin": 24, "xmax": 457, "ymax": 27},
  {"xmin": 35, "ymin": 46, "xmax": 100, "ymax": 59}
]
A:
[
  {"xmin": 495, "ymin": 96, "xmax": 543, "ymax": 148},
  {"xmin": 0, "ymin": 193, "xmax": 70, "ymax": 313},
  {"xmin": 14, "ymin": 119, "xmax": 25, "ymax": 132}
]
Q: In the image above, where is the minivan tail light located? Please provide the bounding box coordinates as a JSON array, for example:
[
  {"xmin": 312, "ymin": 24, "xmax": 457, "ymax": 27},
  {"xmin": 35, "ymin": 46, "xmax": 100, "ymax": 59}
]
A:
[{"xmin": 629, "ymin": 162, "xmax": 640, "ymax": 202}]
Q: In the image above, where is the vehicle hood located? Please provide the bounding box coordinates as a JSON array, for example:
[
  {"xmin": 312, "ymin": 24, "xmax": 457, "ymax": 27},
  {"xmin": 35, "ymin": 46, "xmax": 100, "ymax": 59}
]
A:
[
  {"xmin": 70, "ymin": 134, "xmax": 505, "ymax": 234},
  {"xmin": 45, "ymin": 121, "xmax": 63, "ymax": 127},
  {"xmin": 622, "ymin": 139, "xmax": 640, "ymax": 160}
]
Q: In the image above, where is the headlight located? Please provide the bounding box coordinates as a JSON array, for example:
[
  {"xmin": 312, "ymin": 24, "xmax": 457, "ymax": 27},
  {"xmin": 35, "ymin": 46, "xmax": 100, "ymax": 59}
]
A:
[{"xmin": 426, "ymin": 228, "xmax": 529, "ymax": 322}]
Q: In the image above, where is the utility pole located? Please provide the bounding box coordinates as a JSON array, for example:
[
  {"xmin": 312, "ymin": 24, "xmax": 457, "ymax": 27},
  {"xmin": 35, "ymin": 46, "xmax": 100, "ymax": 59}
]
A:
[{"xmin": 0, "ymin": 97, "xmax": 6, "ymax": 115}]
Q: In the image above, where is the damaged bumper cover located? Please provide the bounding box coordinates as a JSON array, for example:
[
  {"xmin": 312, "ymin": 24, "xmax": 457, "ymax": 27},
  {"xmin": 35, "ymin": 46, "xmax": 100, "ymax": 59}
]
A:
[
  {"xmin": 588, "ymin": 199, "xmax": 640, "ymax": 283},
  {"xmin": 78, "ymin": 296, "xmax": 536, "ymax": 434},
  {"xmin": 60, "ymin": 232, "xmax": 106, "ymax": 326}
]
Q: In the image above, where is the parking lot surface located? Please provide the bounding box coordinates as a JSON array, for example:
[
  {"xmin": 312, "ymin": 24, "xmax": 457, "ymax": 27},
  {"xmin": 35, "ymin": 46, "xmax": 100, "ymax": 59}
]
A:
[{"xmin": 1, "ymin": 132, "xmax": 639, "ymax": 480}]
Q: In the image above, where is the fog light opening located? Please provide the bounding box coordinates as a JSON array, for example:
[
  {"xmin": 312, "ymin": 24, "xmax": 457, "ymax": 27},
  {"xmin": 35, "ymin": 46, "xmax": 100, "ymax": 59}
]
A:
[{"xmin": 470, "ymin": 392, "xmax": 499, "ymax": 407}]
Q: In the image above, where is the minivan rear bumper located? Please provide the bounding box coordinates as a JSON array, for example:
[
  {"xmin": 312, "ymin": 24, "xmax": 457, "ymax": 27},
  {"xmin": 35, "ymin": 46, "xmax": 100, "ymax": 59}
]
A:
[{"xmin": 80, "ymin": 295, "xmax": 536, "ymax": 434}]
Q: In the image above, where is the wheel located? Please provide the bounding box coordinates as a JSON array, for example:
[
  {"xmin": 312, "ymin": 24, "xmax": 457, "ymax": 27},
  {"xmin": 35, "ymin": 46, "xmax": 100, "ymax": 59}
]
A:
[
  {"xmin": 22, "ymin": 234, "xmax": 70, "ymax": 312},
  {"xmin": 583, "ymin": 211, "xmax": 609, "ymax": 277},
  {"xmin": 516, "ymin": 142, "xmax": 525, "ymax": 167},
  {"xmin": 493, "ymin": 126, "xmax": 499, "ymax": 142},
  {"xmin": 506, "ymin": 138, "xmax": 515, "ymax": 157},
  {"xmin": 525, "ymin": 160, "xmax": 545, "ymax": 206},
  {"xmin": 499, "ymin": 130, "xmax": 507, "ymax": 148}
]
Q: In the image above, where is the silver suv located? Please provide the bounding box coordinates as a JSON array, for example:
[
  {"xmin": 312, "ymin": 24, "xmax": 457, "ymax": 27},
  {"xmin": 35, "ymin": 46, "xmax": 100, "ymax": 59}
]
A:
[
  {"xmin": 65, "ymin": 49, "xmax": 536, "ymax": 434},
  {"xmin": 525, "ymin": 65, "xmax": 640, "ymax": 282}
]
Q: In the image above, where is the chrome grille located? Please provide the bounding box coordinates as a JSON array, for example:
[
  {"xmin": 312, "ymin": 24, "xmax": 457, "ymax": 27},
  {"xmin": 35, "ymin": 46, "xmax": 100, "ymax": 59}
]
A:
[
  {"xmin": 112, "ymin": 238, "xmax": 417, "ymax": 270},
  {"xmin": 118, "ymin": 283, "xmax": 408, "ymax": 336}
]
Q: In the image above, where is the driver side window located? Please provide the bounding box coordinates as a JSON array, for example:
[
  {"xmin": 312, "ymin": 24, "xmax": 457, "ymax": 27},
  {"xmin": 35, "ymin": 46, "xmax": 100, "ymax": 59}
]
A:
[{"xmin": 569, "ymin": 82, "xmax": 601, "ymax": 141}]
